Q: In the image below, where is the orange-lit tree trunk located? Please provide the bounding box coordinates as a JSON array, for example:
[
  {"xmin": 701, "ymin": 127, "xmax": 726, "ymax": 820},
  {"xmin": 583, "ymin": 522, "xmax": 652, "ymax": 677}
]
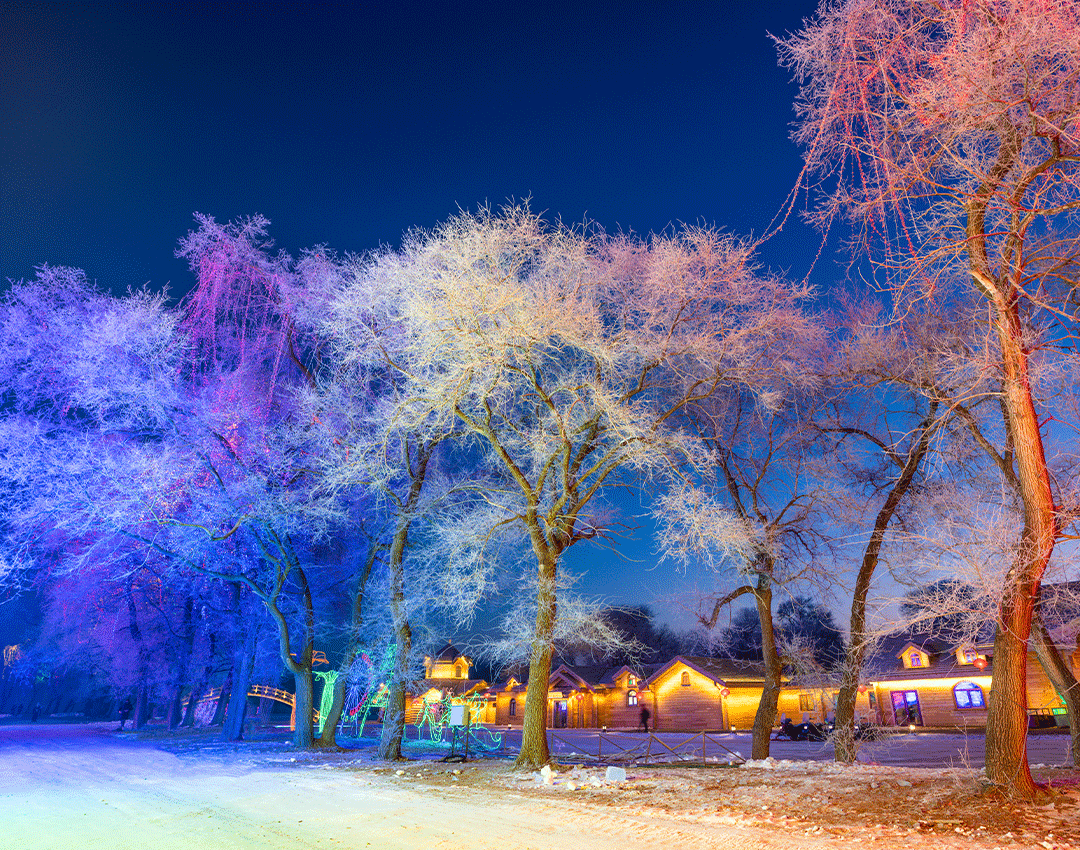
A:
[{"xmin": 981, "ymin": 303, "xmax": 1054, "ymax": 798}]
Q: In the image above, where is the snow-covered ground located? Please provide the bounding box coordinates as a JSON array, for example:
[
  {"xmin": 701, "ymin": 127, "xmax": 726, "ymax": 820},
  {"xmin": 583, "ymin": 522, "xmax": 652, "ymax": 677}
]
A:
[{"xmin": 0, "ymin": 723, "xmax": 1076, "ymax": 849}]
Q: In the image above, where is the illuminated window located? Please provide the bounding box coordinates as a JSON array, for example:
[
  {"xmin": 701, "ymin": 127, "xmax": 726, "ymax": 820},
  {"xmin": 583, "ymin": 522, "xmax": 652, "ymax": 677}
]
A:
[
  {"xmin": 454, "ymin": 664, "xmax": 463, "ymax": 678},
  {"xmin": 681, "ymin": 671, "xmax": 691, "ymax": 686},
  {"xmin": 627, "ymin": 689, "xmax": 638, "ymax": 707},
  {"xmin": 961, "ymin": 649, "xmax": 977, "ymax": 664},
  {"xmin": 908, "ymin": 652, "xmax": 923, "ymax": 668},
  {"xmin": 628, "ymin": 675, "xmax": 638, "ymax": 687},
  {"xmin": 509, "ymin": 698, "xmax": 517, "ymax": 717},
  {"xmin": 953, "ymin": 681, "xmax": 985, "ymax": 709},
  {"xmin": 799, "ymin": 693, "xmax": 815, "ymax": 712}
]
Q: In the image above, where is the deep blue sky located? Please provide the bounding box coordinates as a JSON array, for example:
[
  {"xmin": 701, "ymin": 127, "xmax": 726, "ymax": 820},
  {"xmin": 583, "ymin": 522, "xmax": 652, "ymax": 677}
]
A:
[{"xmin": 1, "ymin": 0, "xmax": 829, "ymax": 630}]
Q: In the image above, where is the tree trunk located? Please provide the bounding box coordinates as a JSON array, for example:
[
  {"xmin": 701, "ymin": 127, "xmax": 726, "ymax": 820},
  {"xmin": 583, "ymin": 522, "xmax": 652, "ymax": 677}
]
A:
[
  {"xmin": 982, "ymin": 301, "xmax": 1054, "ymax": 799},
  {"xmin": 378, "ymin": 565, "xmax": 411, "ymax": 760},
  {"xmin": 377, "ymin": 443, "xmax": 431, "ymax": 761},
  {"xmin": 223, "ymin": 623, "xmax": 257, "ymax": 741},
  {"xmin": 1030, "ymin": 612, "xmax": 1080, "ymax": 766},
  {"xmin": 292, "ymin": 669, "xmax": 315, "ymax": 748},
  {"xmin": 134, "ymin": 679, "xmax": 151, "ymax": 730},
  {"xmin": 751, "ymin": 575, "xmax": 780, "ymax": 760},
  {"xmin": 835, "ymin": 414, "xmax": 935, "ymax": 762},
  {"xmin": 182, "ymin": 632, "xmax": 217, "ymax": 727},
  {"xmin": 210, "ymin": 671, "xmax": 231, "ymax": 726},
  {"xmin": 516, "ymin": 545, "xmax": 558, "ymax": 769},
  {"xmin": 318, "ymin": 538, "xmax": 380, "ymax": 748},
  {"xmin": 167, "ymin": 596, "xmax": 196, "ymax": 730}
]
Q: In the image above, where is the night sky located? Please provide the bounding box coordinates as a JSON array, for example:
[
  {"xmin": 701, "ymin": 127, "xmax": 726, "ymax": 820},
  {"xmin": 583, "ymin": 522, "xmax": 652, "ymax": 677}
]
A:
[{"xmin": 1, "ymin": 0, "xmax": 829, "ymax": 630}]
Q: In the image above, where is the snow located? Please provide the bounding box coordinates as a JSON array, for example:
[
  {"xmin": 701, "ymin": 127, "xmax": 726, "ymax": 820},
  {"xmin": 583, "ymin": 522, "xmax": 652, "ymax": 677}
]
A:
[{"xmin": 0, "ymin": 723, "xmax": 1077, "ymax": 849}]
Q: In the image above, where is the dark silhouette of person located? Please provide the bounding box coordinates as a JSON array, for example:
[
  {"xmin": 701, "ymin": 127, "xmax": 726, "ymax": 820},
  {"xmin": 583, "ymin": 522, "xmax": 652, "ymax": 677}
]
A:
[
  {"xmin": 118, "ymin": 697, "xmax": 133, "ymax": 731},
  {"xmin": 31, "ymin": 703, "xmax": 40, "ymax": 722},
  {"xmin": 639, "ymin": 704, "xmax": 651, "ymax": 733}
]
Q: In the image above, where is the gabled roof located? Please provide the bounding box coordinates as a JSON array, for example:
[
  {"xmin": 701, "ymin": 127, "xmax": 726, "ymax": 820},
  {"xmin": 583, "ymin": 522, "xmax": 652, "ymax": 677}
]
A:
[
  {"xmin": 548, "ymin": 664, "xmax": 596, "ymax": 692},
  {"xmin": 432, "ymin": 639, "xmax": 463, "ymax": 663},
  {"xmin": 866, "ymin": 631, "xmax": 993, "ymax": 682},
  {"xmin": 648, "ymin": 655, "xmax": 771, "ymax": 687}
]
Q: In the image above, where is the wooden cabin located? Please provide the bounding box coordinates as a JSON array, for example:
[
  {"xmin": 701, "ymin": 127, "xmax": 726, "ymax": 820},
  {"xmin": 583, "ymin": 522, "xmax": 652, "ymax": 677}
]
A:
[
  {"xmin": 405, "ymin": 640, "xmax": 491, "ymax": 724},
  {"xmin": 856, "ymin": 633, "xmax": 1079, "ymax": 728}
]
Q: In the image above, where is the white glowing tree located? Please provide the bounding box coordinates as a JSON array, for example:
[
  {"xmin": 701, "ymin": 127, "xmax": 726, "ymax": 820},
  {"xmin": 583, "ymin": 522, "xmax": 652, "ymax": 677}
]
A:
[{"xmin": 325, "ymin": 204, "xmax": 817, "ymax": 768}]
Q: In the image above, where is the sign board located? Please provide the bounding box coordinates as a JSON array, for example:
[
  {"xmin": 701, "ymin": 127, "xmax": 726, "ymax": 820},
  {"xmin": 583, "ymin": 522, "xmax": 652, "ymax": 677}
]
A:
[{"xmin": 449, "ymin": 704, "xmax": 470, "ymax": 726}]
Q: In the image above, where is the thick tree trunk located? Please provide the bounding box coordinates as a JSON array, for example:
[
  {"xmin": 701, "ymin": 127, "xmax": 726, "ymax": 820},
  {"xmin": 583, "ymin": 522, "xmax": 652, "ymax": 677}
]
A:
[
  {"xmin": 167, "ymin": 596, "xmax": 196, "ymax": 730},
  {"xmin": 982, "ymin": 301, "xmax": 1054, "ymax": 799},
  {"xmin": 292, "ymin": 669, "xmax": 315, "ymax": 748},
  {"xmin": 134, "ymin": 678, "xmax": 152, "ymax": 730},
  {"xmin": 516, "ymin": 546, "xmax": 558, "ymax": 769},
  {"xmin": 182, "ymin": 633, "xmax": 217, "ymax": 727},
  {"xmin": 318, "ymin": 539, "xmax": 379, "ymax": 749},
  {"xmin": 1030, "ymin": 613, "xmax": 1080, "ymax": 766},
  {"xmin": 378, "ymin": 538, "xmax": 413, "ymax": 761},
  {"xmin": 210, "ymin": 672, "xmax": 231, "ymax": 726},
  {"xmin": 223, "ymin": 624, "xmax": 257, "ymax": 741},
  {"xmin": 751, "ymin": 576, "xmax": 780, "ymax": 760}
]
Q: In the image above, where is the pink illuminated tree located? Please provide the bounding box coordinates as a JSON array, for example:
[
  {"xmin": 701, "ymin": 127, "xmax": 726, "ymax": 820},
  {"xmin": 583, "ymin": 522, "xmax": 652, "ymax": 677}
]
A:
[{"xmin": 778, "ymin": 0, "xmax": 1080, "ymax": 796}]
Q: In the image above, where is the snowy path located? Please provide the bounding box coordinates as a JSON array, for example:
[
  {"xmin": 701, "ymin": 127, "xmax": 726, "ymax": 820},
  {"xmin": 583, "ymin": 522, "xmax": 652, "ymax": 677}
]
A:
[{"xmin": 0, "ymin": 724, "xmax": 1070, "ymax": 849}]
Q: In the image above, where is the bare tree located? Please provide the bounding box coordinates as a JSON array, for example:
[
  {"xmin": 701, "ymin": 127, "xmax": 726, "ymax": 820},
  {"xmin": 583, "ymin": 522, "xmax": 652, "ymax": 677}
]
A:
[{"xmin": 779, "ymin": 0, "xmax": 1080, "ymax": 796}]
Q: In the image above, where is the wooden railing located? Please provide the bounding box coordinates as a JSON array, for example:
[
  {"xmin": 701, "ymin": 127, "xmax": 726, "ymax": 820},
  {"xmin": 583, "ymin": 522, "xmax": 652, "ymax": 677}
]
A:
[{"xmin": 193, "ymin": 685, "xmax": 320, "ymax": 728}]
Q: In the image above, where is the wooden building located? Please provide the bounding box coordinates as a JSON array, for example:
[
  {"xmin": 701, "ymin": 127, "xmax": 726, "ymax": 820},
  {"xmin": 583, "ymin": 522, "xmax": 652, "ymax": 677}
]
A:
[
  {"xmin": 405, "ymin": 640, "xmax": 492, "ymax": 724},
  {"xmin": 405, "ymin": 633, "xmax": 1079, "ymax": 733}
]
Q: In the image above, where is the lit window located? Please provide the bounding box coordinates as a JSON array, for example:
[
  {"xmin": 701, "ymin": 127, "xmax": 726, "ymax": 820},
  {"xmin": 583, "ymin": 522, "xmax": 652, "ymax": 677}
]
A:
[
  {"xmin": 509, "ymin": 698, "xmax": 517, "ymax": 717},
  {"xmin": 627, "ymin": 690, "xmax": 638, "ymax": 707},
  {"xmin": 962, "ymin": 649, "xmax": 977, "ymax": 664},
  {"xmin": 681, "ymin": 671, "xmax": 691, "ymax": 687},
  {"xmin": 799, "ymin": 693, "xmax": 815, "ymax": 712},
  {"xmin": 953, "ymin": 682, "xmax": 985, "ymax": 709},
  {"xmin": 908, "ymin": 652, "xmax": 923, "ymax": 668},
  {"xmin": 454, "ymin": 664, "xmax": 462, "ymax": 678},
  {"xmin": 628, "ymin": 675, "xmax": 637, "ymax": 687}
]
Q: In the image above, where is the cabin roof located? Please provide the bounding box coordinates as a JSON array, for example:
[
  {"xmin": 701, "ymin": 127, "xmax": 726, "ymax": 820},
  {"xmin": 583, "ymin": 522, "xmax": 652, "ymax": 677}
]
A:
[{"xmin": 648, "ymin": 655, "xmax": 771, "ymax": 687}]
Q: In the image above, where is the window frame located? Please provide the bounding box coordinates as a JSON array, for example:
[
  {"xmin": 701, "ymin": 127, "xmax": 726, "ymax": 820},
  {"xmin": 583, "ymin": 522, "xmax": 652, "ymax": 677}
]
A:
[{"xmin": 953, "ymin": 681, "xmax": 985, "ymax": 710}]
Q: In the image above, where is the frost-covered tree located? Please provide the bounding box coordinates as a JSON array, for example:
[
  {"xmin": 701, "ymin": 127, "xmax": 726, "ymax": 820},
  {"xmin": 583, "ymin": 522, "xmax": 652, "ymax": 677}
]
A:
[
  {"xmin": 344, "ymin": 204, "xmax": 817, "ymax": 768},
  {"xmin": 816, "ymin": 296, "xmax": 988, "ymax": 762},
  {"xmin": 657, "ymin": 364, "xmax": 831, "ymax": 760},
  {"xmin": 0, "ymin": 217, "xmax": 340, "ymax": 748},
  {"xmin": 778, "ymin": 0, "xmax": 1080, "ymax": 796}
]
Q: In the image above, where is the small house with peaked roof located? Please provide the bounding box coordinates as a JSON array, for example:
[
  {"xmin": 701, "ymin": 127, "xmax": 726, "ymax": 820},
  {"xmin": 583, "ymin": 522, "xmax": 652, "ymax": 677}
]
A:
[
  {"xmin": 405, "ymin": 639, "xmax": 492, "ymax": 724},
  {"xmin": 854, "ymin": 630, "xmax": 1079, "ymax": 728}
]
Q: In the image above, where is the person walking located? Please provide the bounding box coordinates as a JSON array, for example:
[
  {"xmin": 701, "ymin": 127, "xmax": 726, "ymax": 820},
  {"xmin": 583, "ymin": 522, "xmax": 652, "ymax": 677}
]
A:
[{"xmin": 639, "ymin": 704, "xmax": 651, "ymax": 733}]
